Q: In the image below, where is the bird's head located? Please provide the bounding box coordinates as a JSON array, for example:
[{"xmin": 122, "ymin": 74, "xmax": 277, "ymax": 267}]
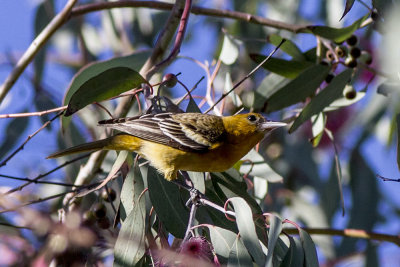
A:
[{"xmin": 222, "ymin": 113, "xmax": 286, "ymax": 144}]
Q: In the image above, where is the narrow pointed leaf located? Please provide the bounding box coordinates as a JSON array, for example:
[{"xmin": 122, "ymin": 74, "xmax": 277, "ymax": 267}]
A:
[
  {"xmin": 308, "ymin": 14, "xmax": 369, "ymax": 43},
  {"xmin": 299, "ymin": 229, "xmax": 319, "ymax": 267},
  {"xmin": 266, "ymin": 64, "xmax": 330, "ymax": 113},
  {"xmin": 250, "ymin": 54, "xmax": 313, "ymax": 79},
  {"xmin": 289, "ymin": 69, "xmax": 352, "ymax": 133},
  {"xmin": 265, "ymin": 215, "xmax": 283, "ymax": 267},
  {"xmin": 268, "ymin": 34, "xmax": 305, "ymax": 61},
  {"xmin": 340, "ymin": 0, "xmax": 356, "ymax": 21},
  {"xmin": 229, "ymin": 197, "xmax": 266, "ymax": 266}
]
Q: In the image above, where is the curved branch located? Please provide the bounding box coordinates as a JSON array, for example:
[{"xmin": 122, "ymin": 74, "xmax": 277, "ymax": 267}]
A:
[{"xmin": 70, "ymin": 1, "xmax": 306, "ymax": 33}]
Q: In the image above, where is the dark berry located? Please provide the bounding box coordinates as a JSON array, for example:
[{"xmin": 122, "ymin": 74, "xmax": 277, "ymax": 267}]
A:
[
  {"xmin": 346, "ymin": 35, "xmax": 358, "ymax": 46},
  {"xmin": 82, "ymin": 211, "xmax": 96, "ymax": 227},
  {"xmin": 350, "ymin": 47, "xmax": 361, "ymax": 58},
  {"xmin": 162, "ymin": 73, "xmax": 178, "ymax": 87},
  {"xmin": 101, "ymin": 188, "xmax": 117, "ymax": 202},
  {"xmin": 345, "ymin": 57, "xmax": 358, "ymax": 68},
  {"xmin": 343, "ymin": 86, "xmax": 357, "ymax": 99},
  {"xmin": 371, "ymin": 10, "xmax": 379, "ymax": 21},
  {"xmin": 93, "ymin": 203, "xmax": 107, "ymax": 219}
]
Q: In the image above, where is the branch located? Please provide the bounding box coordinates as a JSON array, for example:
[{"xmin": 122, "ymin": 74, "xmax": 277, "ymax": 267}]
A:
[
  {"xmin": 5, "ymin": 153, "xmax": 90, "ymax": 194},
  {"xmin": 70, "ymin": 1, "xmax": 306, "ymax": 33},
  {"xmin": 0, "ymin": 112, "xmax": 63, "ymax": 168},
  {"xmin": 0, "ymin": 0, "xmax": 78, "ymax": 103},
  {"xmin": 0, "ymin": 106, "xmax": 67, "ymax": 119},
  {"xmin": 283, "ymin": 227, "xmax": 400, "ymax": 246}
]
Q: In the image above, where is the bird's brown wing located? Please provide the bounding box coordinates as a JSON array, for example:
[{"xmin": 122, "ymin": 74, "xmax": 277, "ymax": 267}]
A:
[{"xmin": 98, "ymin": 113, "xmax": 225, "ymax": 152}]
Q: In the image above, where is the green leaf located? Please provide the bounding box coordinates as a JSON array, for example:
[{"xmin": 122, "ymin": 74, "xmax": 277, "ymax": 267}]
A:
[
  {"xmin": 186, "ymin": 96, "xmax": 201, "ymax": 113},
  {"xmin": 0, "ymin": 113, "xmax": 30, "ymax": 160},
  {"xmin": 187, "ymin": 171, "xmax": 205, "ymax": 194},
  {"xmin": 289, "ymin": 69, "xmax": 352, "ymax": 133},
  {"xmin": 229, "ymin": 197, "xmax": 266, "ymax": 266},
  {"xmin": 253, "ymin": 73, "xmax": 289, "ymax": 110},
  {"xmin": 65, "ymin": 67, "xmax": 147, "ymax": 116},
  {"xmin": 147, "ymin": 167, "xmax": 189, "ymax": 238},
  {"xmin": 219, "ymin": 32, "xmax": 241, "ymax": 65},
  {"xmin": 250, "ymin": 54, "xmax": 314, "ymax": 79},
  {"xmin": 308, "ymin": 14, "xmax": 369, "ymax": 43},
  {"xmin": 227, "ymin": 234, "xmax": 253, "ymax": 267},
  {"xmin": 340, "ymin": 0, "xmax": 356, "ymax": 20},
  {"xmin": 120, "ymin": 159, "xmax": 144, "ymax": 221},
  {"xmin": 61, "ymin": 51, "xmax": 150, "ymax": 128},
  {"xmin": 266, "ymin": 64, "xmax": 330, "ymax": 113},
  {"xmin": 311, "ymin": 113, "xmax": 326, "ymax": 147},
  {"xmin": 265, "ymin": 215, "xmax": 283, "ymax": 267},
  {"xmin": 210, "ymin": 170, "xmax": 262, "ymax": 216},
  {"xmin": 280, "ymin": 236, "xmax": 305, "ymax": 267},
  {"xmin": 299, "ymin": 229, "xmax": 319, "ymax": 267},
  {"xmin": 268, "ymin": 34, "xmax": 305, "ymax": 61},
  {"xmin": 240, "ymin": 149, "xmax": 283, "ymax": 183},
  {"xmin": 206, "ymin": 225, "xmax": 238, "ymax": 264},
  {"xmin": 114, "ymin": 181, "xmax": 146, "ymax": 267}
]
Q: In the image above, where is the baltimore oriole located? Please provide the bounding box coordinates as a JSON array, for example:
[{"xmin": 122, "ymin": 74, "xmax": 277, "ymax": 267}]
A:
[{"xmin": 48, "ymin": 113, "xmax": 286, "ymax": 180}]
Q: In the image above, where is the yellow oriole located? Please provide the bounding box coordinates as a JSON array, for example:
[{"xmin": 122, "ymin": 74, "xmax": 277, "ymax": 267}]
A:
[{"xmin": 48, "ymin": 113, "xmax": 286, "ymax": 181}]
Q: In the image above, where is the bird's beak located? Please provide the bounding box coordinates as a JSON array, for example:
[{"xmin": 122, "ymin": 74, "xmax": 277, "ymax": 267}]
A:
[{"xmin": 259, "ymin": 120, "xmax": 287, "ymax": 131}]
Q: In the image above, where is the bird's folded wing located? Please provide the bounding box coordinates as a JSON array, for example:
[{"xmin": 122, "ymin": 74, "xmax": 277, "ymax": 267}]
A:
[{"xmin": 98, "ymin": 113, "xmax": 214, "ymax": 152}]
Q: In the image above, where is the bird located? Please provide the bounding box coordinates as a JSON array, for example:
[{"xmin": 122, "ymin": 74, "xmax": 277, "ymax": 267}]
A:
[{"xmin": 48, "ymin": 112, "xmax": 286, "ymax": 181}]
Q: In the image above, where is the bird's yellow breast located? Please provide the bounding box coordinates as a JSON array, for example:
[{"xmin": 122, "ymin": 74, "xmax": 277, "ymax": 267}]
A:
[{"xmin": 138, "ymin": 130, "xmax": 265, "ymax": 180}]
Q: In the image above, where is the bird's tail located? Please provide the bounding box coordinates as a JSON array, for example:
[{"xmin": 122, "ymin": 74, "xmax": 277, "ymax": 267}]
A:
[
  {"xmin": 47, "ymin": 134, "xmax": 142, "ymax": 159},
  {"xmin": 47, "ymin": 138, "xmax": 113, "ymax": 159}
]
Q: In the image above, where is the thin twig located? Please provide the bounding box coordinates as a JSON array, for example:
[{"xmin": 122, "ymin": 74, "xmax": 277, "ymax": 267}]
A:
[
  {"xmin": 6, "ymin": 153, "xmax": 90, "ymax": 194},
  {"xmin": 176, "ymin": 76, "xmax": 205, "ymax": 105},
  {"xmin": 283, "ymin": 227, "xmax": 400, "ymax": 246},
  {"xmin": 205, "ymin": 39, "xmax": 285, "ymax": 113},
  {"xmin": 70, "ymin": 1, "xmax": 306, "ymax": 33},
  {"xmin": 0, "ymin": 112, "xmax": 63, "ymax": 168},
  {"xmin": 376, "ymin": 174, "xmax": 400, "ymax": 182},
  {"xmin": 0, "ymin": 0, "xmax": 78, "ymax": 103},
  {"xmin": 147, "ymin": 0, "xmax": 193, "ymax": 77},
  {"xmin": 0, "ymin": 174, "xmax": 80, "ymax": 187},
  {"xmin": 0, "ymin": 106, "xmax": 67, "ymax": 119}
]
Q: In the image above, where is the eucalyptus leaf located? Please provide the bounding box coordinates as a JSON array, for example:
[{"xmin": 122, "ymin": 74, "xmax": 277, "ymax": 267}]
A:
[
  {"xmin": 308, "ymin": 14, "xmax": 369, "ymax": 43},
  {"xmin": 266, "ymin": 64, "xmax": 330, "ymax": 113},
  {"xmin": 268, "ymin": 34, "xmax": 305, "ymax": 61},
  {"xmin": 250, "ymin": 54, "xmax": 314, "ymax": 79},
  {"xmin": 265, "ymin": 215, "xmax": 283, "ymax": 267},
  {"xmin": 290, "ymin": 69, "xmax": 352, "ymax": 133},
  {"xmin": 229, "ymin": 197, "xmax": 266, "ymax": 266},
  {"xmin": 207, "ymin": 225, "xmax": 238, "ymax": 264},
  {"xmin": 299, "ymin": 229, "xmax": 319, "ymax": 267},
  {"xmin": 227, "ymin": 234, "xmax": 253, "ymax": 266},
  {"xmin": 340, "ymin": 0, "xmax": 356, "ymax": 20},
  {"xmin": 61, "ymin": 51, "xmax": 150, "ymax": 128},
  {"xmin": 65, "ymin": 67, "xmax": 147, "ymax": 116},
  {"xmin": 147, "ymin": 167, "xmax": 189, "ymax": 238}
]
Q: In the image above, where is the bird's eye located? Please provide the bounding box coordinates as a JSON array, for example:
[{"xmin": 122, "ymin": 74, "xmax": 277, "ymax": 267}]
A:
[{"xmin": 247, "ymin": 115, "xmax": 257, "ymax": 122}]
